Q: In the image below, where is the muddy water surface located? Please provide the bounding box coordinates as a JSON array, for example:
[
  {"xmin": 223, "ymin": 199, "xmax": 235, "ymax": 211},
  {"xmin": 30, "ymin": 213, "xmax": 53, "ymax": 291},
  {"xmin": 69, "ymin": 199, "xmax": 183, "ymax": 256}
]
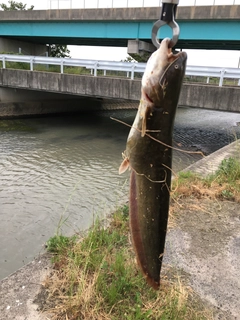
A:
[{"xmin": 0, "ymin": 107, "xmax": 240, "ymax": 280}]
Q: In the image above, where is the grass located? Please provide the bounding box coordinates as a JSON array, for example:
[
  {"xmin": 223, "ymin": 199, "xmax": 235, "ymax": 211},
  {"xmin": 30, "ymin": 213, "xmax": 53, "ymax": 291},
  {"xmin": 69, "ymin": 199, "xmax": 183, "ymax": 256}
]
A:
[
  {"xmin": 183, "ymin": 76, "xmax": 238, "ymax": 86},
  {"xmin": 172, "ymin": 157, "xmax": 240, "ymax": 203},
  {"xmin": 41, "ymin": 206, "xmax": 212, "ymax": 320},
  {"xmin": 40, "ymin": 157, "xmax": 239, "ymax": 319}
]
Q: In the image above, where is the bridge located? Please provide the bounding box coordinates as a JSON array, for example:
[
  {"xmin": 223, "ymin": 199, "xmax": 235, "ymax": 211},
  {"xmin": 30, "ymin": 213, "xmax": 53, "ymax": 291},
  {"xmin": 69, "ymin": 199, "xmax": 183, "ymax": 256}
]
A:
[
  {"xmin": 0, "ymin": 56, "xmax": 239, "ymax": 117},
  {"xmin": 0, "ymin": 4, "xmax": 239, "ymax": 117},
  {"xmin": 0, "ymin": 5, "xmax": 239, "ymax": 53}
]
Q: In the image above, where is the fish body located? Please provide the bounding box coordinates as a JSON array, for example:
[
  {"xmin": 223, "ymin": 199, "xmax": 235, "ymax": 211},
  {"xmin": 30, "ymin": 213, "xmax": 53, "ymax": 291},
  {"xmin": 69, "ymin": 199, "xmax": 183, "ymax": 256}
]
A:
[{"xmin": 120, "ymin": 38, "xmax": 187, "ymax": 289}]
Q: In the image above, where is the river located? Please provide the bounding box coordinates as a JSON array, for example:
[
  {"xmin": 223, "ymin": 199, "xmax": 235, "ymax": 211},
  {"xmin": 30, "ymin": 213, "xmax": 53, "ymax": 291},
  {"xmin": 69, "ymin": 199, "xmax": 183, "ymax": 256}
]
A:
[{"xmin": 0, "ymin": 107, "xmax": 240, "ymax": 280}]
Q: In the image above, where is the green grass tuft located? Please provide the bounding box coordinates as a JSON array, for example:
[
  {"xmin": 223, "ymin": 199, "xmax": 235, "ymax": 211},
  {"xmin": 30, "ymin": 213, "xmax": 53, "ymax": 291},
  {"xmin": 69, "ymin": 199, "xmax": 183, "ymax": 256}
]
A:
[
  {"xmin": 172, "ymin": 157, "xmax": 240, "ymax": 202},
  {"xmin": 41, "ymin": 207, "xmax": 212, "ymax": 320},
  {"xmin": 46, "ymin": 234, "xmax": 77, "ymax": 254}
]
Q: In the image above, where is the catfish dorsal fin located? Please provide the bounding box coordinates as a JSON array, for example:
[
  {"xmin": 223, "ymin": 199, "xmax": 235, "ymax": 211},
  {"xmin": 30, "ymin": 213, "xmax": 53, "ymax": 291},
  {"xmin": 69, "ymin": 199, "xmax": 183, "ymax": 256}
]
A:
[{"xmin": 119, "ymin": 158, "xmax": 129, "ymax": 174}]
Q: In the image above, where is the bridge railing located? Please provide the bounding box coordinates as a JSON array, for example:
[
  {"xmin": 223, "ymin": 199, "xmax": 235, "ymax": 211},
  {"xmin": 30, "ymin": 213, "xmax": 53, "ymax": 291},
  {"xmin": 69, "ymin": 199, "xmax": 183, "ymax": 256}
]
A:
[
  {"xmin": 0, "ymin": 54, "xmax": 239, "ymax": 87},
  {"xmin": 48, "ymin": 0, "xmax": 239, "ymax": 10}
]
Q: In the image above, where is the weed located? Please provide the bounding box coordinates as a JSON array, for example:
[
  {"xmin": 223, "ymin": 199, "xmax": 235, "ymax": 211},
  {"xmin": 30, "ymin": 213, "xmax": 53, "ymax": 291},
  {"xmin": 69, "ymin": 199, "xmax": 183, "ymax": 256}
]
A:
[
  {"xmin": 46, "ymin": 234, "xmax": 77, "ymax": 254},
  {"xmin": 40, "ymin": 207, "xmax": 211, "ymax": 320},
  {"xmin": 172, "ymin": 157, "xmax": 240, "ymax": 203},
  {"xmin": 215, "ymin": 157, "xmax": 240, "ymax": 182}
]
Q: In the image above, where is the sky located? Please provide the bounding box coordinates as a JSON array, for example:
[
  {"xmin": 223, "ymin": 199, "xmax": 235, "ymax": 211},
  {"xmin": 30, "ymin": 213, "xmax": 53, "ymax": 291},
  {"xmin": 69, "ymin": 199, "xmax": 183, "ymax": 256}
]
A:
[{"xmin": 1, "ymin": 0, "xmax": 240, "ymax": 67}]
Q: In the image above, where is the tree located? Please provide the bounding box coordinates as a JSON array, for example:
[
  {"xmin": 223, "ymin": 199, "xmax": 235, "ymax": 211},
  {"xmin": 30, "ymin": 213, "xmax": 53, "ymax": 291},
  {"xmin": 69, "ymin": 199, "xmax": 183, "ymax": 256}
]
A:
[
  {"xmin": 49, "ymin": 44, "xmax": 71, "ymax": 58},
  {"xmin": 123, "ymin": 53, "xmax": 151, "ymax": 63},
  {"xmin": 0, "ymin": 1, "xmax": 71, "ymax": 58},
  {"xmin": 128, "ymin": 53, "xmax": 151, "ymax": 63},
  {"xmin": 0, "ymin": 0, "xmax": 34, "ymax": 10}
]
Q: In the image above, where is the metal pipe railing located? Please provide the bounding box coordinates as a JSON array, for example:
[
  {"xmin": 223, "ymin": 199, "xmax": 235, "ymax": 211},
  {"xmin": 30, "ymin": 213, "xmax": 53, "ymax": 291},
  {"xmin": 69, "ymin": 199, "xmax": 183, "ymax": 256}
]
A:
[
  {"xmin": 0, "ymin": 54, "xmax": 239, "ymax": 86},
  {"xmin": 48, "ymin": 0, "xmax": 239, "ymax": 10}
]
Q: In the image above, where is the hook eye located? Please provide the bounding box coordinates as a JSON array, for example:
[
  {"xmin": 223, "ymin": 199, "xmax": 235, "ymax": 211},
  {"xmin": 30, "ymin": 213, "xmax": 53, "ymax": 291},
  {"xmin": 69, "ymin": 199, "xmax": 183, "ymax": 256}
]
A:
[{"xmin": 151, "ymin": 19, "xmax": 180, "ymax": 49}]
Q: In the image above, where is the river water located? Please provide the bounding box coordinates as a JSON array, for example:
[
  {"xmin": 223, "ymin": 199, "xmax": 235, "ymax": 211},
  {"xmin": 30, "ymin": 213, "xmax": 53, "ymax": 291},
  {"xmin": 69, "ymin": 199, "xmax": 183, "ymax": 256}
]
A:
[{"xmin": 1, "ymin": 107, "xmax": 240, "ymax": 280}]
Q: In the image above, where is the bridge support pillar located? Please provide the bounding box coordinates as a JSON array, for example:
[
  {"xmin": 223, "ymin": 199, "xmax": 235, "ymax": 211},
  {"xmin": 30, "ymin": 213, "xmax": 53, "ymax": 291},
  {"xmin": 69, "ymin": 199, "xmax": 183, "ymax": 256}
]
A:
[
  {"xmin": 0, "ymin": 38, "xmax": 47, "ymax": 55},
  {"xmin": 127, "ymin": 40, "xmax": 155, "ymax": 56}
]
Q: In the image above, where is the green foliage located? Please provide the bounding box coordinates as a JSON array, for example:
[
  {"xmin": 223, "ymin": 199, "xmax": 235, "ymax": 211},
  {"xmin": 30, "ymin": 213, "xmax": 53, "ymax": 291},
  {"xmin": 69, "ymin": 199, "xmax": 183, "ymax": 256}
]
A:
[
  {"xmin": 121, "ymin": 204, "xmax": 129, "ymax": 216},
  {"xmin": 5, "ymin": 61, "xmax": 29, "ymax": 70},
  {"xmin": 0, "ymin": 0, "xmax": 34, "ymax": 10},
  {"xmin": 128, "ymin": 52, "xmax": 151, "ymax": 63},
  {"xmin": 0, "ymin": 2, "xmax": 71, "ymax": 58},
  {"xmin": 177, "ymin": 171, "xmax": 199, "ymax": 182},
  {"xmin": 172, "ymin": 156, "xmax": 240, "ymax": 202},
  {"xmin": 124, "ymin": 53, "xmax": 151, "ymax": 63},
  {"xmin": 208, "ymin": 157, "xmax": 240, "ymax": 200},
  {"xmin": 216, "ymin": 157, "xmax": 240, "ymax": 182},
  {"xmin": 46, "ymin": 234, "xmax": 77, "ymax": 254},
  {"xmin": 43, "ymin": 207, "xmax": 211, "ymax": 319},
  {"xmin": 49, "ymin": 44, "xmax": 70, "ymax": 58},
  {"xmin": 221, "ymin": 189, "xmax": 234, "ymax": 200},
  {"xmin": 64, "ymin": 66, "xmax": 90, "ymax": 75}
]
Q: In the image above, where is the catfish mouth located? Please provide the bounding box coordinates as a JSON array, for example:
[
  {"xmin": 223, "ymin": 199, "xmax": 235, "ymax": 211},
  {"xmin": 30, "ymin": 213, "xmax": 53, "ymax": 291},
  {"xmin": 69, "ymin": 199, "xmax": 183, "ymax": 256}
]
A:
[
  {"xmin": 141, "ymin": 39, "xmax": 187, "ymax": 106},
  {"xmin": 158, "ymin": 50, "xmax": 185, "ymax": 84},
  {"xmin": 143, "ymin": 91, "xmax": 154, "ymax": 104}
]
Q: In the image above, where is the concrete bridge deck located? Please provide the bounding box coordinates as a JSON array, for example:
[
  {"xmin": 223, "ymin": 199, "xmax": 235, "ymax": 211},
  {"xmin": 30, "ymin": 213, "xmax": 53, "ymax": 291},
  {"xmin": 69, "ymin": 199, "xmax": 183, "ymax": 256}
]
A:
[{"xmin": 0, "ymin": 5, "xmax": 239, "ymax": 50}]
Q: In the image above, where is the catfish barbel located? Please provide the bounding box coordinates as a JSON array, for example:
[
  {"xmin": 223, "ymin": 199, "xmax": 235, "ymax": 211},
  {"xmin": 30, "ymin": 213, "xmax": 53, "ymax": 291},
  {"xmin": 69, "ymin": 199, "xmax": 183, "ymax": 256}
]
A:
[{"xmin": 119, "ymin": 38, "xmax": 187, "ymax": 289}]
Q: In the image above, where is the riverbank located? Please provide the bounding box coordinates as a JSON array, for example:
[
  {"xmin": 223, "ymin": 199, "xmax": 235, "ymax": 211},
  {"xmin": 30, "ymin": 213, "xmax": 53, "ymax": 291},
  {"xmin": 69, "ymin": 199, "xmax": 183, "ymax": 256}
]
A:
[
  {"xmin": 1, "ymin": 107, "xmax": 239, "ymax": 280},
  {"xmin": 0, "ymin": 139, "xmax": 239, "ymax": 320}
]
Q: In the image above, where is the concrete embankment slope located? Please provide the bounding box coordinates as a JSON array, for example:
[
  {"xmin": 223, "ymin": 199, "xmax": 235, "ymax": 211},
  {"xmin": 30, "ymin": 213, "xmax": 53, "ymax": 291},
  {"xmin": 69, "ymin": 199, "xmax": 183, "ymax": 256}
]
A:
[
  {"xmin": 0, "ymin": 254, "xmax": 50, "ymax": 320},
  {"xmin": 0, "ymin": 140, "xmax": 239, "ymax": 320},
  {"xmin": 165, "ymin": 139, "xmax": 240, "ymax": 320},
  {"xmin": 183, "ymin": 139, "xmax": 240, "ymax": 177}
]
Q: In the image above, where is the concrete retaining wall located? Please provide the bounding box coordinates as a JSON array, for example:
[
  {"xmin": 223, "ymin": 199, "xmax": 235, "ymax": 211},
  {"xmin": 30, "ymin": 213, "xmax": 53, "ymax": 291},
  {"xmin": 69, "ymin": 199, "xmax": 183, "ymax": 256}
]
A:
[
  {"xmin": 0, "ymin": 69, "xmax": 239, "ymax": 117},
  {"xmin": 0, "ymin": 69, "xmax": 141, "ymax": 100},
  {"xmin": 179, "ymin": 84, "xmax": 240, "ymax": 113}
]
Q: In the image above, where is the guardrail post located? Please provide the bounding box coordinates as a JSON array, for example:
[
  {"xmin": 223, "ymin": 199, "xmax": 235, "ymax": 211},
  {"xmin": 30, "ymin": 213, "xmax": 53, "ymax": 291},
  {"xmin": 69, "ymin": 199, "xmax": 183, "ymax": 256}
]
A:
[
  {"xmin": 2, "ymin": 57, "xmax": 6, "ymax": 69},
  {"xmin": 60, "ymin": 59, "xmax": 64, "ymax": 74},
  {"xmin": 207, "ymin": 77, "xmax": 209, "ymax": 84},
  {"xmin": 104, "ymin": 70, "xmax": 106, "ymax": 76},
  {"xmin": 131, "ymin": 64, "xmax": 135, "ymax": 80},
  {"xmin": 238, "ymin": 79, "xmax": 240, "ymax": 86},
  {"xmin": 94, "ymin": 62, "xmax": 98, "ymax": 76},
  {"xmin": 219, "ymin": 69, "xmax": 225, "ymax": 87},
  {"xmin": 127, "ymin": 71, "xmax": 130, "ymax": 78},
  {"xmin": 30, "ymin": 58, "xmax": 33, "ymax": 71}
]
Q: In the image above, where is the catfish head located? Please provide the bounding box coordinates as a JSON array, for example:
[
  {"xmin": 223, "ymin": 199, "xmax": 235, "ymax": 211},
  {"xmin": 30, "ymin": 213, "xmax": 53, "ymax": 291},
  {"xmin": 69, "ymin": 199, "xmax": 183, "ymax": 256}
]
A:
[
  {"xmin": 141, "ymin": 38, "xmax": 187, "ymax": 112},
  {"xmin": 119, "ymin": 38, "xmax": 187, "ymax": 174}
]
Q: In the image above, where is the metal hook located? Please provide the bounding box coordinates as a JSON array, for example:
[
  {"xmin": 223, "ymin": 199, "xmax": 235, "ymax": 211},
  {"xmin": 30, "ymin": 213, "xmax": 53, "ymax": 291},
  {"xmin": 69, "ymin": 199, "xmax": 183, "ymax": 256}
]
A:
[
  {"xmin": 151, "ymin": 19, "xmax": 180, "ymax": 49},
  {"xmin": 151, "ymin": 1, "xmax": 180, "ymax": 49}
]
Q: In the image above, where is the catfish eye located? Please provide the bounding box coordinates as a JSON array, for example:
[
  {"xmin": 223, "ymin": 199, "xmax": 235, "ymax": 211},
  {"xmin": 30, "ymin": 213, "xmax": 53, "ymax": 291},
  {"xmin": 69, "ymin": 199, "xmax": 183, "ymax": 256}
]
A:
[{"xmin": 174, "ymin": 64, "xmax": 179, "ymax": 69}]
